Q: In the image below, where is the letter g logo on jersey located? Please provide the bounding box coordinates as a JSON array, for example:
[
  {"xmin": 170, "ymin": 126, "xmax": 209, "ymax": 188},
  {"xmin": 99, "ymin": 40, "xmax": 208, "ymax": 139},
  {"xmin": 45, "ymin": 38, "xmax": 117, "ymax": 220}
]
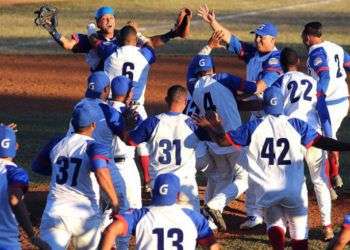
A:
[
  {"xmin": 88, "ymin": 82, "xmax": 95, "ymax": 90},
  {"xmin": 199, "ymin": 59, "xmax": 206, "ymax": 67},
  {"xmin": 159, "ymin": 184, "xmax": 169, "ymax": 195},
  {"xmin": 1, "ymin": 139, "xmax": 10, "ymax": 149},
  {"xmin": 270, "ymin": 97, "xmax": 278, "ymax": 106}
]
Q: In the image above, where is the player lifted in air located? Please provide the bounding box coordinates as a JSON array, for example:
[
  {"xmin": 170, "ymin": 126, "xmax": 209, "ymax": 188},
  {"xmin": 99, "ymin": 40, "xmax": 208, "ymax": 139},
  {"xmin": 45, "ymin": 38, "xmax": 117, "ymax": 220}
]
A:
[
  {"xmin": 198, "ymin": 4, "xmax": 283, "ymax": 229},
  {"xmin": 195, "ymin": 86, "xmax": 350, "ymax": 250},
  {"xmin": 301, "ymin": 21, "xmax": 350, "ymax": 197},
  {"xmin": 100, "ymin": 173, "xmax": 220, "ymax": 250},
  {"xmin": 32, "ymin": 103, "xmax": 119, "ymax": 249}
]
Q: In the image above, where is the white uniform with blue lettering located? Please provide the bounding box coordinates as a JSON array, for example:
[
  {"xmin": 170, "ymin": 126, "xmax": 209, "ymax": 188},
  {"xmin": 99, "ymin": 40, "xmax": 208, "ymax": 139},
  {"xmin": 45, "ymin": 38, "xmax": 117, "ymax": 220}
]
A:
[
  {"xmin": 307, "ymin": 41, "xmax": 349, "ymax": 138},
  {"xmin": 0, "ymin": 160, "xmax": 29, "ymax": 250},
  {"xmin": 274, "ymin": 71, "xmax": 331, "ymax": 226},
  {"xmin": 118, "ymin": 205, "xmax": 214, "ymax": 250},
  {"xmin": 104, "ymin": 45, "xmax": 156, "ymax": 119},
  {"xmin": 39, "ymin": 134, "xmax": 111, "ymax": 249},
  {"xmin": 227, "ymin": 115, "xmax": 321, "ymax": 239},
  {"xmin": 128, "ymin": 112, "xmax": 207, "ymax": 211},
  {"xmin": 190, "ymin": 75, "xmax": 248, "ymax": 212}
]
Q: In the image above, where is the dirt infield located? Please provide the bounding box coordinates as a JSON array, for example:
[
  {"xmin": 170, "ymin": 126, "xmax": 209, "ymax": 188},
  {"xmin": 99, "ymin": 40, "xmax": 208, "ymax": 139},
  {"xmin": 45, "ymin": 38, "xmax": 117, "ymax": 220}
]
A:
[{"xmin": 1, "ymin": 54, "xmax": 349, "ymax": 249}]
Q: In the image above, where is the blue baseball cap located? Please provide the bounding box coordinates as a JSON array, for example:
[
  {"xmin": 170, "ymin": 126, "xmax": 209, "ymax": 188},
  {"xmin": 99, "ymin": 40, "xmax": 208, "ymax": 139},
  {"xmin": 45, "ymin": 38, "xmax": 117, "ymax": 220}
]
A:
[
  {"xmin": 263, "ymin": 86, "xmax": 284, "ymax": 115},
  {"xmin": 95, "ymin": 6, "xmax": 115, "ymax": 20},
  {"xmin": 0, "ymin": 125, "xmax": 16, "ymax": 158},
  {"xmin": 251, "ymin": 23, "xmax": 278, "ymax": 37},
  {"xmin": 152, "ymin": 173, "xmax": 180, "ymax": 206},
  {"xmin": 194, "ymin": 55, "xmax": 214, "ymax": 74},
  {"xmin": 85, "ymin": 71, "xmax": 110, "ymax": 99},
  {"xmin": 71, "ymin": 103, "xmax": 98, "ymax": 130},
  {"xmin": 111, "ymin": 76, "xmax": 133, "ymax": 97}
]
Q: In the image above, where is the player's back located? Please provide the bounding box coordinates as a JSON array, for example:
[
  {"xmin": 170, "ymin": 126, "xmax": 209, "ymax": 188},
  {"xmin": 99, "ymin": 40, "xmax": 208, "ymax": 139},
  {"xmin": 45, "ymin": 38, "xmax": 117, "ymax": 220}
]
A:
[
  {"xmin": 146, "ymin": 113, "xmax": 201, "ymax": 178},
  {"xmin": 246, "ymin": 115, "xmax": 310, "ymax": 207},
  {"xmin": 192, "ymin": 74, "xmax": 241, "ymax": 154},
  {"xmin": 275, "ymin": 71, "xmax": 320, "ymax": 131},
  {"xmin": 44, "ymin": 134, "xmax": 101, "ymax": 218},
  {"xmin": 104, "ymin": 45, "xmax": 154, "ymax": 104},
  {"xmin": 307, "ymin": 41, "xmax": 348, "ymax": 100},
  {"xmin": 135, "ymin": 205, "xmax": 202, "ymax": 250}
]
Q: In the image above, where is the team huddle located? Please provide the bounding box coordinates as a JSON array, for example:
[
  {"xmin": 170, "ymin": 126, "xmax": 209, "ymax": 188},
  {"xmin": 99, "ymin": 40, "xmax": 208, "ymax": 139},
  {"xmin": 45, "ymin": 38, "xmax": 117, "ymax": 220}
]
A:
[{"xmin": 1, "ymin": 4, "xmax": 350, "ymax": 250}]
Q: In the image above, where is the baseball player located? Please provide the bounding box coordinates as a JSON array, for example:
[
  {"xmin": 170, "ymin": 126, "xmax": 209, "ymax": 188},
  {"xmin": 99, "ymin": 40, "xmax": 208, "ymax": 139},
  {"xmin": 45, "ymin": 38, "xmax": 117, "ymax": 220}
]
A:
[
  {"xmin": 122, "ymin": 85, "xmax": 209, "ymax": 211},
  {"xmin": 302, "ymin": 21, "xmax": 350, "ymax": 193},
  {"xmin": 197, "ymin": 87, "xmax": 350, "ymax": 249},
  {"xmin": 194, "ymin": 86, "xmax": 350, "ymax": 250},
  {"xmin": 198, "ymin": 4, "xmax": 283, "ymax": 229},
  {"xmin": 32, "ymin": 103, "xmax": 119, "ymax": 249},
  {"xmin": 186, "ymin": 31, "xmax": 265, "ymax": 231},
  {"xmin": 273, "ymin": 47, "xmax": 334, "ymax": 240},
  {"xmin": 100, "ymin": 173, "xmax": 220, "ymax": 250},
  {"xmin": 329, "ymin": 213, "xmax": 350, "ymax": 250},
  {"xmin": 0, "ymin": 125, "xmax": 50, "ymax": 250}
]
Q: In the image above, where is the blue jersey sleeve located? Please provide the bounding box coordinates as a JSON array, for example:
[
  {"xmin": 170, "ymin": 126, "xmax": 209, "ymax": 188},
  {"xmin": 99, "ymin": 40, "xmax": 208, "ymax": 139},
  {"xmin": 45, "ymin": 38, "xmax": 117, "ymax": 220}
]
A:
[
  {"xmin": 226, "ymin": 119, "xmax": 262, "ymax": 147},
  {"xmin": 117, "ymin": 208, "xmax": 149, "ymax": 236},
  {"xmin": 31, "ymin": 135, "xmax": 63, "ymax": 176},
  {"xmin": 343, "ymin": 51, "xmax": 350, "ymax": 72},
  {"xmin": 310, "ymin": 48, "xmax": 330, "ymax": 93},
  {"xmin": 98, "ymin": 103, "xmax": 124, "ymax": 136},
  {"xmin": 213, "ymin": 73, "xmax": 257, "ymax": 94},
  {"xmin": 227, "ymin": 35, "xmax": 256, "ymax": 63},
  {"xmin": 86, "ymin": 142, "xmax": 110, "ymax": 171},
  {"xmin": 128, "ymin": 116, "xmax": 160, "ymax": 145},
  {"xmin": 182, "ymin": 208, "xmax": 215, "ymax": 246},
  {"xmin": 261, "ymin": 53, "xmax": 283, "ymax": 86},
  {"xmin": 96, "ymin": 40, "xmax": 118, "ymax": 60},
  {"xmin": 344, "ymin": 213, "xmax": 350, "ymax": 228},
  {"xmin": 185, "ymin": 118, "xmax": 210, "ymax": 141},
  {"xmin": 288, "ymin": 118, "xmax": 321, "ymax": 148},
  {"xmin": 71, "ymin": 33, "xmax": 91, "ymax": 53},
  {"xmin": 6, "ymin": 165, "xmax": 29, "ymax": 193},
  {"xmin": 141, "ymin": 45, "xmax": 156, "ymax": 65}
]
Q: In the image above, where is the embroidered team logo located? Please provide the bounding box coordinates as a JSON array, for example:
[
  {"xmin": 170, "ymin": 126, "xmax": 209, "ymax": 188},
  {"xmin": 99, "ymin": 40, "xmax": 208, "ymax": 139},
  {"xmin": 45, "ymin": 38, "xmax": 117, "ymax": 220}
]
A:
[
  {"xmin": 270, "ymin": 97, "xmax": 278, "ymax": 106},
  {"xmin": 1, "ymin": 139, "xmax": 10, "ymax": 149},
  {"xmin": 313, "ymin": 57, "xmax": 323, "ymax": 66},
  {"xmin": 257, "ymin": 24, "xmax": 266, "ymax": 30},
  {"xmin": 199, "ymin": 59, "xmax": 206, "ymax": 67},
  {"xmin": 88, "ymin": 82, "xmax": 95, "ymax": 90},
  {"xmin": 268, "ymin": 58, "xmax": 279, "ymax": 65},
  {"xmin": 159, "ymin": 184, "xmax": 169, "ymax": 195}
]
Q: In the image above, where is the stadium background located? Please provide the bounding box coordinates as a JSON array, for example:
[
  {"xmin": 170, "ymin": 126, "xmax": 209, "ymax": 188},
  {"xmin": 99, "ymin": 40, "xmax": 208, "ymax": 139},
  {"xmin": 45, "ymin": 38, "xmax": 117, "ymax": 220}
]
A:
[{"xmin": 0, "ymin": 0, "xmax": 349, "ymax": 249}]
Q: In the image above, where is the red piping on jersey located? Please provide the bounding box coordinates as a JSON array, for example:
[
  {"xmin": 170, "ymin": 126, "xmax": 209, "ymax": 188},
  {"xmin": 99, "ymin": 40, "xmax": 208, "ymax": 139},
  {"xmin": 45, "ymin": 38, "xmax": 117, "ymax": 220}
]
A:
[
  {"xmin": 305, "ymin": 134, "xmax": 322, "ymax": 149},
  {"xmin": 238, "ymin": 79, "xmax": 245, "ymax": 91},
  {"xmin": 9, "ymin": 183, "xmax": 29, "ymax": 194},
  {"xmin": 316, "ymin": 91, "xmax": 326, "ymax": 98},
  {"xmin": 71, "ymin": 33, "xmax": 79, "ymax": 42},
  {"xmin": 93, "ymin": 39, "xmax": 102, "ymax": 49},
  {"xmin": 316, "ymin": 66, "xmax": 329, "ymax": 74},
  {"xmin": 197, "ymin": 235, "xmax": 217, "ymax": 247},
  {"xmin": 238, "ymin": 48, "xmax": 245, "ymax": 60},
  {"xmin": 92, "ymin": 155, "xmax": 109, "ymax": 161},
  {"xmin": 343, "ymin": 224, "xmax": 350, "ymax": 229},
  {"xmin": 344, "ymin": 61, "xmax": 350, "ymax": 67},
  {"xmin": 126, "ymin": 136, "xmax": 138, "ymax": 147},
  {"xmin": 113, "ymin": 215, "xmax": 129, "ymax": 236},
  {"xmin": 225, "ymin": 132, "xmax": 241, "ymax": 149}
]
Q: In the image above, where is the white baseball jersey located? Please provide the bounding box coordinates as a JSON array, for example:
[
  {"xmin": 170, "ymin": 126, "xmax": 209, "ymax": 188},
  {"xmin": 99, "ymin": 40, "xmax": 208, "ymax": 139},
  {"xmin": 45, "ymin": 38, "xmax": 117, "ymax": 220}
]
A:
[
  {"xmin": 307, "ymin": 41, "xmax": 349, "ymax": 101},
  {"xmin": 104, "ymin": 45, "xmax": 156, "ymax": 105},
  {"xmin": 0, "ymin": 160, "xmax": 29, "ymax": 249},
  {"xmin": 128, "ymin": 112, "xmax": 206, "ymax": 179},
  {"xmin": 226, "ymin": 115, "xmax": 320, "ymax": 208},
  {"xmin": 273, "ymin": 71, "xmax": 321, "ymax": 131},
  {"xmin": 118, "ymin": 205, "xmax": 214, "ymax": 250},
  {"xmin": 42, "ymin": 134, "xmax": 110, "ymax": 219}
]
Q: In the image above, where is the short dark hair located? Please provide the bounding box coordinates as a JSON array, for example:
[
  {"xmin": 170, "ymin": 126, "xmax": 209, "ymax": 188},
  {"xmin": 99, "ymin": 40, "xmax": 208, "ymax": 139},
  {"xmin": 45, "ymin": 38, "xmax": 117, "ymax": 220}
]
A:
[
  {"xmin": 166, "ymin": 85, "xmax": 187, "ymax": 104},
  {"xmin": 118, "ymin": 25, "xmax": 137, "ymax": 45},
  {"xmin": 303, "ymin": 22, "xmax": 322, "ymax": 37},
  {"xmin": 280, "ymin": 47, "xmax": 299, "ymax": 67}
]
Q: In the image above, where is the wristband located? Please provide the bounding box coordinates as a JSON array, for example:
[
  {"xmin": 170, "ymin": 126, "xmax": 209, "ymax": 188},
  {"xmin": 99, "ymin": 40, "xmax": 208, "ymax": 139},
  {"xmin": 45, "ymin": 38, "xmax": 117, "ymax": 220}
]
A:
[{"xmin": 198, "ymin": 45, "xmax": 212, "ymax": 55}]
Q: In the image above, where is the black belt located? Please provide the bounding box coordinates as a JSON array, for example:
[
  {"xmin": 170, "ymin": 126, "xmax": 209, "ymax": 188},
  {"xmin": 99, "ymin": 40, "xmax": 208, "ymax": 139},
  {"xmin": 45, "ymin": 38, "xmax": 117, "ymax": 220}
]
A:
[{"xmin": 114, "ymin": 157, "xmax": 126, "ymax": 163}]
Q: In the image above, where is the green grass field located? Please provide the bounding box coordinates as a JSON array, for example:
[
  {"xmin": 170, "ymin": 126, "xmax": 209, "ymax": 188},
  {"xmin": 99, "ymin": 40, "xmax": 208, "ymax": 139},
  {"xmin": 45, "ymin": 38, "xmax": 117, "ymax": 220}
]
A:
[{"xmin": 1, "ymin": 1, "xmax": 350, "ymax": 249}]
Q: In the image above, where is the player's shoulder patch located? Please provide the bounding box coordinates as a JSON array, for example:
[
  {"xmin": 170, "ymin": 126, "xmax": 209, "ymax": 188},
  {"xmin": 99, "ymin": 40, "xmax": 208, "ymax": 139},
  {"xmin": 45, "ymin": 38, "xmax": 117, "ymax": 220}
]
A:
[
  {"xmin": 268, "ymin": 57, "xmax": 279, "ymax": 65},
  {"xmin": 313, "ymin": 57, "xmax": 323, "ymax": 66}
]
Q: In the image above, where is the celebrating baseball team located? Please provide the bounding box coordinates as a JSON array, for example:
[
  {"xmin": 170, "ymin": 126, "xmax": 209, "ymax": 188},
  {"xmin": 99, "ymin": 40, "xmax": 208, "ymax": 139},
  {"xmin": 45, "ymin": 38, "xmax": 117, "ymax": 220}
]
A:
[{"xmin": 1, "ymin": 3, "xmax": 350, "ymax": 250}]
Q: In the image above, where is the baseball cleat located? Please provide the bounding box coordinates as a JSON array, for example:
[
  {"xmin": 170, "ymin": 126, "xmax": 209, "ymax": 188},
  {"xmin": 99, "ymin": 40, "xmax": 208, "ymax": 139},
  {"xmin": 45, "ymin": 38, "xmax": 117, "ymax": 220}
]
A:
[
  {"xmin": 323, "ymin": 226, "xmax": 334, "ymax": 241},
  {"xmin": 332, "ymin": 175, "xmax": 343, "ymax": 189},
  {"xmin": 239, "ymin": 216, "xmax": 263, "ymax": 229},
  {"xmin": 203, "ymin": 205, "xmax": 226, "ymax": 232},
  {"xmin": 329, "ymin": 187, "xmax": 338, "ymax": 201}
]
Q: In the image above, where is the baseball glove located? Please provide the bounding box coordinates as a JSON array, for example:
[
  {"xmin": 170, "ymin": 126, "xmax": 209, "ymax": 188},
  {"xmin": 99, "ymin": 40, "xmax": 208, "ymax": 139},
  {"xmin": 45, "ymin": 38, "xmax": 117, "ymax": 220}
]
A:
[
  {"xmin": 172, "ymin": 8, "xmax": 192, "ymax": 38},
  {"xmin": 34, "ymin": 5, "xmax": 58, "ymax": 34}
]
